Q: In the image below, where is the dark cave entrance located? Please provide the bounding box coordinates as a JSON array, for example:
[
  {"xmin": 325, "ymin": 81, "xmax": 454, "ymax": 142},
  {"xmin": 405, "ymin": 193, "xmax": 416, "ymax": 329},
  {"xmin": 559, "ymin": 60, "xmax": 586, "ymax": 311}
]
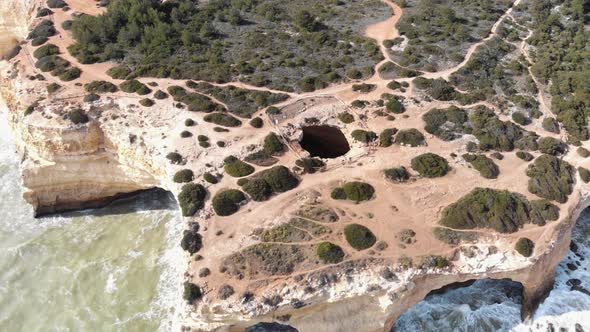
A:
[{"xmin": 300, "ymin": 126, "xmax": 350, "ymax": 158}]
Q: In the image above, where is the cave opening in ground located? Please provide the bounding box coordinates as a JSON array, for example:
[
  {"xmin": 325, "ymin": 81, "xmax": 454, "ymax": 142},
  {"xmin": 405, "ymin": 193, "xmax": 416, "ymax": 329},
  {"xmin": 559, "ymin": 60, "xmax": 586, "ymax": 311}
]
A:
[{"xmin": 300, "ymin": 125, "xmax": 350, "ymax": 158}]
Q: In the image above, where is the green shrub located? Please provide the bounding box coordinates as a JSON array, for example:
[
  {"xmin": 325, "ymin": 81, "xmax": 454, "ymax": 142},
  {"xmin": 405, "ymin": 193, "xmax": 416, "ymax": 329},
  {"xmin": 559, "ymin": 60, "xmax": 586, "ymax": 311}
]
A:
[
  {"xmin": 46, "ymin": 83, "xmax": 61, "ymax": 93},
  {"xmin": 27, "ymin": 20, "xmax": 55, "ymax": 40},
  {"xmin": 346, "ymin": 68, "xmax": 363, "ymax": 79},
  {"xmin": 199, "ymin": 141, "xmax": 211, "ymax": 148},
  {"xmin": 47, "ymin": 0, "xmax": 67, "ymax": 8},
  {"xmin": 386, "ymin": 98, "xmax": 405, "ymax": 114},
  {"xmin": 526, "ymin": 154, "xmax": 575, "ymax": 203},
  {"xmin": 180, "ymin": 131, "xmax": 192, "ymax": 138},
  {"xmin": 177, "ymin": 183, "xmax": 207, "ymax": 216},
  {"xmin": 33, "ymin": 44, "xmax": 59, "ymax": 59},
  {"xmin": 203, "ymin": 172, "xmax": 218, "ymax": 184},
  {"xmin": 266, "ymin": 106, "xmax": 281, "ymax": 115},
  {"xmin": 316, "ymin": 242, "xmax": 345, "ymax": 264},
  {"xmin": 422, "ymin": 106, "xmax": 468, "ymax": 141},
  {"xmin": 204, "ymin": 113, "xmax": 242, "ymax": 127},
  {"xmin": 263, "ymin": 132, "xmax": 284, "ymax": 155},
  {"xmin": 531, "ymin": 199, "xmax": 560, "ymax": 224},
  {"xmin": 577, "ymin": 147, "xmax": 590, "ymax": 158},
  {"xmin": 243, "ymin": 178, "xmax": 273, "ymax": 201},
  {"xmin": 515, "ymin": 238, "xmax": 534, "ymax": 257},
  {"xmin": 462, "ymin": 154, "xmax": 499, "ymax": 179},
  {"xmin": 249, "ymin": 117, "xmax": 263, "ymax": 128},
  {"xmin": 351, "ymin": 130, "xmax": 377, "ymax": 143},
  {"xmin": 58, "ymin": 67, "xmax": 81, "ymax": 81},
  {"xmin": 260, "ymin": 166, "xmax": 299, "ymax": 193},
  {"xmin": 516, "ymin": 151, "xmax": 534, "ymax": 161},
  {"xmin": 173, "ymin": 169, "xmax": 194, "ymax": 183},
  {"xmin": 224, "ymin": 156, "xmax": 254, "ymax": 178},
  {"xmin": 295, "ymin": 158, "xmax": 325, "ymax": 174},
  {"xmin": 120, "ymin": 80, "xmax": 151, "ymax": 94},
  {"xmin": 216, "ymin": 141, "xmax": 225, "ymax": 147},
  {"xmin": 62, "ymin": 20, "xmax": 73, "ymax": 30},
  {"xmin": 538, "ymin": 137, "xmax": 567, "ymax": 156},
  {"xmin": 384, "ymin": 166, "xmax": 410, "ymax": 182},
  {"xmin": 379, "ymin": 128, "xmax": 398, "ymax": 147},
  {"xmin": 352, "ymin": 83, "xmax": 376, "ymax": 93},
  {"xmin": 512, "ymin": 112, "xmax": 530, "ymax": 125},
  {"xmin": 344, "ymin": 224, "xmax": 376, "ymax": 250},
  {"xmin": 197, "ymin": 135, "xmax": 209, "ymax": 142},
  {"xmin": 341, "ymin": 181, "xmax": 375, "ymax": 202},
  {"xmin": 183, "ymin": 282, "xmax": 202, "ymax": 304},
  {"xmin": 411, "ymin": 153, "xmax": 449, "ymax": 178},
  {"xmin": 84, "ymin": 93, "xmax": 100, "ymax": 102},
  {"xmin": 166, "ymin": 152, "xmax": 183, "ymax": 164},
  {"xmin": 395, "ymin": 129, "xmax": 425, "ymax": 146},
  {"xmin": 420, "ymin": 255, "xmax": 448, "ymax": 269},
  {"xmin": 35, "ymin": 56, "xmax": 67, "ymax": 73},
  {"xmin": 67, "ymin": 109, "xmax": 89, "ymax": 124},
  {"xmin": 185, "ymin": 118, "xmax": 195, "ymax": 127},
  {"xmin": 154, "ymin": 90, "xmax": 168, "ymax": 99},
  {"xmin": 440, "ymin": 188, "xmax": 535, "ymax": 233},
  {"xmin": 107, "ymin": 65, "xmax": 131, "ymax": 79},
  {"xmin": 491, "ymin": 152, "xmax": 504, "ymax": 160},
  {"xmin": 351, "ymin": 100, "xmax": 369, "ymax": 109},
  {"xmin": 140, "ymin": 98, "xmax": 154, "ymax": 107},
  {"xmin": 31, "ymin": 37, "xmax": 48, "ymax": 46},
  {"xmin": 432, "ymin": 227, "xmax": 479, "ymax": 245},
  {"xmin": 212, "ymin": 189, "xmax": 246, "ymax": 216},
  {"xmin": 84, "ymin": 80, "xmax": 118, "ymax": 94},
  {"xmin": 338, "ymin": 112, "xmax": 354, "ymax": 124},
  {"xmin": 579, "ymin": 167, "xmax": 590, "ymax": 183},
  {"xmin": 331, "ymin": 187, "xmax": 347, "ymax": 200},
  {"xmin": 542, "ymin": 118, "xmax": 560, "ymax": 134}
]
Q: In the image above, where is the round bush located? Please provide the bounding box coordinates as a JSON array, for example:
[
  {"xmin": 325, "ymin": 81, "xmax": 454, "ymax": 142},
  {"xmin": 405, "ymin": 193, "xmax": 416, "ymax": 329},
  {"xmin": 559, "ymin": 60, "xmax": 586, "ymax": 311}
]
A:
[
  {"xmin": 185, "ymin": 118, "xmax": 196, "ymax": 127},
  {"xmin": 351, "ymin": 130, "xmax": 377, "ymax": 143},
  {"xmin": 249, "ymin": 117, "xmax": 263, "ymax": 128},
  {"xmin": 338, "ymin": 112, "xmax": 354, "ymax": 124},
  {"xmin": 173, "ymin": 169, "xmax": 194, "ymax": 183},
  {"xmin": 204, "ymin": 113, "xmax": 242, "ymax": 127},
  {"xmin": 224, "ymin": 156, "xmax": 255, "ymax": 177},
  {"xmin": 203, "ymin": 172, "xmax": 218, "ymax": 184},
  {"xmin": 384, "ymin": 166, "xmax": 409, "ymax": 182},
  {"xmin": 183, "ymin": 282, "xmax": 202, "ymax": 304},
  {"xmin": 84, "ymin": 93, "xmax": 100, "ymax": 102},
  {"xmin": 243, "ymin": 178, "xmax": 273, "ymax": 201},
  {"xmin": 316, "ymin": 242, "xmax": 345, "ymax": 264},
  {"xmin": 180, "ymin": 130, "xmax": 192, "ymax": 138},
  {"xmin": 260, "ymin": 165, "xmax": 299, "ymax": 193},
  {"xmin": 178, "ymin": 183, "xmax": 207, "ymax": 216},
  {"xmin": 67, "ymin": 109, "xmax": 89, "ymax": 124},
  {"xmin": 212, "ymin": 189, "xmax": 246, "ymax": 216},
  {"xmin": 139, "ymin": 98, "xmax": 154, "ymax": 107},
  {"xmin": 331, "ymin": 187, "xmax": 347, "ymax": 200},
  {"xmin": 344, "ymin": 224, "xmax": 377, "ymax": 250},
  {"xmin": 515, "ymin": 238, "xmax": 534, "ymax": 257},
  {"xmin": 263, "ymin": 132, "xmax": 284, "ymax": 155},
  {"xmin": 395, "ymin": 129, "xmax": 425, "ymax": 147},
  {"xmin": 411, "ymin": 153, "xmax": 449, "ymax": 178},
  {"xmin": 342, "ymin": 182, "xmax": 375, "ymax": 202},
  {"xmin": 154, "ymin": 90, "xmax": 168, "ymax": 99},
  {"xmin": 166, "ymin": 152, "xmax": 183, "ymax": 164}
]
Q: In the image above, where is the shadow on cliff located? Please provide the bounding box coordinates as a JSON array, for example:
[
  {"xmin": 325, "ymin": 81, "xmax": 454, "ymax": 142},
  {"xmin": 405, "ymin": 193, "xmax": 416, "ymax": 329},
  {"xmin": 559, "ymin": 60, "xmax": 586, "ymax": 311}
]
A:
[{"xmin": 40, "ymin": 188, "xmax": 177, "ymax": 219}]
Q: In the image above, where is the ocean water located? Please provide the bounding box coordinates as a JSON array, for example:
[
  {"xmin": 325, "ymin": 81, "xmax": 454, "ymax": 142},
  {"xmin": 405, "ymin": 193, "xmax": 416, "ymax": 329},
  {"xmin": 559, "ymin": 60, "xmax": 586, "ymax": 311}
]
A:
[
  {"xmin": 0, "ymin": 102, "xmax": 183, "ymax": 331},
  {"xmin": 394, "ymin": 211, "xmax": 590, "ymax": 332}
]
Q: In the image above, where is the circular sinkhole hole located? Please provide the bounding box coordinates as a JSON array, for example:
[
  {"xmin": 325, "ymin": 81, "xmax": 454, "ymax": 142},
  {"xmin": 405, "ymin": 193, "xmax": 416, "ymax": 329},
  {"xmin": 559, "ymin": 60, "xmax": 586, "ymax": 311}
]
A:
[{"xmin": 300, "ymin": 125, "xmax": 350, "ymax": 158}]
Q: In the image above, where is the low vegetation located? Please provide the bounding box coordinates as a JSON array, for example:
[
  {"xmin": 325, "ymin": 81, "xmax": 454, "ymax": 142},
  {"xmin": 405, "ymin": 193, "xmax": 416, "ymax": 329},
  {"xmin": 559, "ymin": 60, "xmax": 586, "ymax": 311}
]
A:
[
  {"xmin": 173, "ymin": 169, "xmax": 194, "ymax": 183},
  {"xmin": 351, "ymin": 130, "xmax": 377, "ymax": 144},
  {"xmin": 224, "ymin": 156, "xmax": 255, "ymax": 177},
  {"xmin": 384, "ymin": 166, "xmax": 410, "ymax": 183},
  {"xmin": 67, "ymin": 109, "xmax": 89, "ymax": 124},
  {"xmin": 422, "ymin": 106, "xmax": 468, "ymax": 141},
  {"xmin": 203, "ymin": 113, "xmax": 242, "ymax": 127},
  {"xmin": 295, "ymin": 158, "xmax": 325, "ymax": 174},
  {"xmin": 440, "ymin": 188, "xmax": 547, "ymax": 233},
  {"xmin": 526, "ymin": 155, "xmax": 575, "ymax": 203},
  {"xmin": 344, "ymin": 224, "xmax": 376, "ymax": 250},
  {"xmin": 462, "ymin": 154, "xmax": 499, "ymax": 179},
  {"xmin": 411, "ymin": 153, "xmax": 449, "ymax": 178},
  {"xmin": 515, "ymin": 238, "xmax": 534, "ymax": 257},
  {"xmin": 332, "ymin": 182, "xmax": 375, "ymax": 202},
  {"xmin": 379, "ymin": 128, "xmax": 398, "ymax": 147},
  {"xmin": 243, "ymin": 166, "xmax": 299, "ymax": 201},
  {"xmin": 537, "ymin": 137, "xmax": 567, "ymax": 156},
  {"xmin": 178, "ymin": 183, "xmax": 207, "ymax": 216},
  {"xmin": 84, "ymin": 80, "xmax": 118, "ymax": 94},
  {"xmin": 212, "ymin": 189, "xmax": 246, "ymax": 216},
  {"xmin": 183, "ymin": 282, "xmax": 202, "ymax": 304},
  {"xmin": 316, "ymin": 242, "xmax": 345, "ymax": 264},
  {"xmin": 395, "ymin": 128, "xmax": 425, "ymax": 147}
]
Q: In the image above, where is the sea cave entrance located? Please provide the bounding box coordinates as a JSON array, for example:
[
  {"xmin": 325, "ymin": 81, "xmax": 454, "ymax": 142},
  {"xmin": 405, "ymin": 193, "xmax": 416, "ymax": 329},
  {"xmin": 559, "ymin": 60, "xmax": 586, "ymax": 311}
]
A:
[{"xmin": 300, "ymin": 125, "xmax": 350, "ymax": 158}]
